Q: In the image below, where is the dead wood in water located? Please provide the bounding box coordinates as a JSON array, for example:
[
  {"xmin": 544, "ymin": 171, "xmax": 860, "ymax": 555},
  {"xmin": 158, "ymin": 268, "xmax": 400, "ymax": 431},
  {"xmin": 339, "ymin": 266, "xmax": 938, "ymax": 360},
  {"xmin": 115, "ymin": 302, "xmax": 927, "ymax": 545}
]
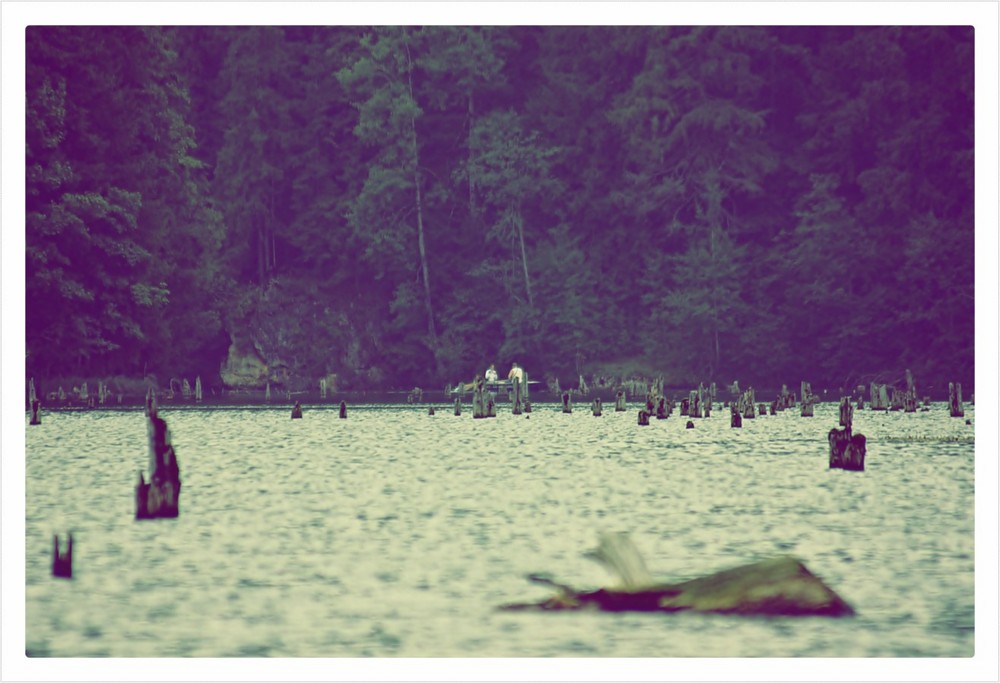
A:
[{"xmin": 501, "ymin": 534, "xmax": 854, "ymax": 617}]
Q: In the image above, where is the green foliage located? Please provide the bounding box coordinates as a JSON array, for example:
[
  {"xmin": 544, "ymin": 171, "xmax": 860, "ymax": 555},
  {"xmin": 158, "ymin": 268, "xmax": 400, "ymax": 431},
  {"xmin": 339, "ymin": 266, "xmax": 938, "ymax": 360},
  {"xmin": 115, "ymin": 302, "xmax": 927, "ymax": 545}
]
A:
[{"xmin": 25, "ymin": 26, "xmax": 975, "ymax": 393}]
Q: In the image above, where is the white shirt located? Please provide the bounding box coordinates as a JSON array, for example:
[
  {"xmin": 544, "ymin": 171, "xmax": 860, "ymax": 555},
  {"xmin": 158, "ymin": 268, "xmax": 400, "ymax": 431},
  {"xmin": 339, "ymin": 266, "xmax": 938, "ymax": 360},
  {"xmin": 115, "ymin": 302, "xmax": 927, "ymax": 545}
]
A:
[{"xmin": 485, "ymin": 368, "xmax": 498, "ymax": 382}]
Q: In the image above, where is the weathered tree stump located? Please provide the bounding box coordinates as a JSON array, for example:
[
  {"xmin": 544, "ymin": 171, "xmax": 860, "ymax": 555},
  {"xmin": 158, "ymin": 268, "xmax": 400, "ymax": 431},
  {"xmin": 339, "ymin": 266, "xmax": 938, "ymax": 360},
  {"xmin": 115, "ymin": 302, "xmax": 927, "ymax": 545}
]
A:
[
  {"xmin": 769, "ymin": 401, "xmax": 777, "ymax": 416},
  {"xmin": 686, "ymin": 420, "xmax": 694, "ymax": 429},
  {"xmin": 136, "ymin": 404, "xmax": 182, "ymax": 519},
  {"xmin": 562, "ymin": 391, "xmax": 572, "ymax": 414},
  {"xmin": 30, "ymin": 398, "xmax": 42, "ymax": 426},
  {"xmin": 949, "ymin": 382, "xmax": 964, "ymax": 417},
  {"xmin": 512, "ymin": 377, "xmax": 523, "ymax": 415},
  {"xmin": 801, "ymin": 381, "xmax": 814, "ymax": 417},
  {"xmin": 524, "ymin": 399, "xmax": 532, "ymax": 413},
  {"xmin": 731, "ymin": 403, "xmax": 742, "ymax": 428},
  {"xmin": 319, "ymin": 377, "xmax": 328, "ymax": 400},
  {"xmin": 339, "ymin": 400, "xmax": 348, "ymax": 419},
  {"xmin": 689, "ymin": 390, "xmax": 700, "ymax": 418},
  {"xmin": 870, "ymin": 383, "xmax": 889, "ymax": 411},
  {"xmin": 592, "ymin": 398, "xmax": 602, "ymax": 417},
  {"xmin": 502, "ymin": 535, "xmax": 854, "ymax": 617},
  {"xmin": 856, "ymin": 394, "xmax": 865, "ymax": 410},
  {"xmin": 487, "ymin": 394, "xmax": 497, "ymax": 418},
  {"xmin": 656, "ymin": 397, "xmax": 669, "ymax": 420},
  {"xmin": 454, "ymin": 398, "xmax": 462, "ymax": 416},
  {"xmin": 182, "ymin": 379, "xmax": 191, "ymax": 400},
  {"xmin": 838, "ymin": 396, "xmax": 853, "ymax": 427},
  {"xmin": 195, "ymin": 376, "xmax": 203, "ymax": 403},
  {"xmin": 473, "ymin": 377, "xmax": 487, "ymax": 419},
  {"xmin": 830, "ymin": 397, "xmax": 865, "ymax": 471},
  {"xmin": 680, "ymin": 398, "xmax": 690, "ymax": 416},
  {"xmin": 428, "ymin": 406, "xmax": 435, "ymax": 416},
  {"xmin": 638, "ymin": 409, "xmax": 650, "ymax": 426},
  {"xmin": 291, "ymin": 401, "xmax": 303, "ymax": 419},
  {"xmin": 759, "ymin": 403, "xmax": 767, "ymax": 417},
  {"xmin": 828, "ymin": 427, "xmax": 866, "ymax": 471},
  {"xmin": 615, "ymin": 390, "xmax": 626, "ymax": 412},
  {"xmin": 265, "ymin": 382, "xmax": 271, "ymax": 403},
  {"xmin": 52, "ymin": 533, "xmax": 73, "ymax": 579}
]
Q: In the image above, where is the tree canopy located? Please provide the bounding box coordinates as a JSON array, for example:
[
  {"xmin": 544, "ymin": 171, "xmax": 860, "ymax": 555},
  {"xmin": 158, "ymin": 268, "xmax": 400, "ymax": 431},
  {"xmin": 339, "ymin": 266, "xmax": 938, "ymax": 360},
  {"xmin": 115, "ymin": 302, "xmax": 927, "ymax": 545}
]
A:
[{"xmin": 25, "ymin": 26, "xmax": 975, "ymax": 394}]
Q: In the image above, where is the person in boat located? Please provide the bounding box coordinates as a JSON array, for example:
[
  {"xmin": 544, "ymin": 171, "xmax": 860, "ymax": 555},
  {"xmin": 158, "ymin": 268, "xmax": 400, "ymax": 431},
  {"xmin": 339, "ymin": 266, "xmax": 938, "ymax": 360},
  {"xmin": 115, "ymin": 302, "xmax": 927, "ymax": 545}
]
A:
[
  {"xmin": 485, "ymin": 364, "xmax": 499, "ymax": 384},
  {"xmin": 508, "ymin": 362, "xmax": 524, "ymax": 383}
]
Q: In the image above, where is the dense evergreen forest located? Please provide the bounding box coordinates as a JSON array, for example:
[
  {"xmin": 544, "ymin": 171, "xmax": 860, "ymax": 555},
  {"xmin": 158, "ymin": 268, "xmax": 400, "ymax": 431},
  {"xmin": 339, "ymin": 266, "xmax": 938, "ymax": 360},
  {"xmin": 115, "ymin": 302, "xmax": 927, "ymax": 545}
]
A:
[{"xmin": 25, "ymin": 26, "xmax": 975, "ymax": 395}]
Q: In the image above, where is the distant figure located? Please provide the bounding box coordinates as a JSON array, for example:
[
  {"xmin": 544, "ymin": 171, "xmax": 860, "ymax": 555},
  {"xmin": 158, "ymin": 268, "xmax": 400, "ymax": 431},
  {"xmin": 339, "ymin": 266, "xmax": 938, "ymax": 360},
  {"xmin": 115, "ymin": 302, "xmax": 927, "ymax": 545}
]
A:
[
  {"xmin": 508, "ymin": 362, "xmax": 524, "ymax": 383},
  {"xmin": 485, "ymin": 364, "xmax": 499, "ymax": 383}
]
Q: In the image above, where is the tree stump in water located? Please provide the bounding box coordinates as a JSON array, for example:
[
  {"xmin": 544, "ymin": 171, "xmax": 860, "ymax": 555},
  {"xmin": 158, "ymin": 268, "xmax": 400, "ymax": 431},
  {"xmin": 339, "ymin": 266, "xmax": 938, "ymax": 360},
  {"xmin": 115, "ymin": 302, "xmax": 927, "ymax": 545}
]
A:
[
  {"xmin": 656, "ymin": 397, "xmax": 669, "ymax": 420},
  {"xmin": 949, "ymin": 382, "xmax": 964, "ymax": 417},
  {"xmin": 428, "ymin": 406, "xmax": 435, "ymax": 416},
  {"xmin": 686, "ymin": 420, "xmax": 694, "ymax": 429},
  {"xmin": 638, "ymin": 409, "xmax": 650, "ymax": 426},
  {"xmin": 830, "ymin": 397, "xmax": 866, "ymax": 471},
  {"xmin": 615, "ymin": 390, "xmax": 626, "ymax": 412},
  {"xmin": 512, "ymin": 377, "xmax": 523, "ymax": 415},
  {"xmin": 838, "ymin": 396, "xmax": 853, "ymax": 427},
  {"xmin": 769, "ymin": 401, "xmax": 777, "ymax": 416},
  {"xmin": 487, "ymin": 394, "xmax": 497, "ymax": 418},
  {"xmin": 870, "ymin": 383, "xmax": 889, "ymax": 411},
  {"xmin": 829, "ymin": 427, "xmax": 866, "ymax": 471},
  {"xmin": 800, "ymin": 382, "xmax": 814, "ymax": 417},
  {"xmin": 195, "ymin": 376, "xmax": 203, "ymax": 403},
  {"xmin": 731, "ymin": 403, "xmax": 742, "ymax": 428},
  {"xmin": 454, "ymin": 398, "xmax": 462, "ymax": 416},
  {"xmin": 472, "ymin": 377, "xmax": 486, "ymax": 418},
  {"xmin": 339, "ymin": 401, "xmax": 348, "ymax": 419},
  {"xmin": 525, "ymin": 399, "xmax": 532, "ymax": 413},
  {"xmin": 52, "ymin": 534, "xmax": 73, "ymax": 579},
  {"xmin": 136, "ymin": 404, "xmax": 182, "ymax": 519},
  {"xmin": 759, "ymin": 403, "xmax": 767, "ymax": 417},
  {"xmin": 291, "ymin": 401, "xmax": 303, "ymax": 419},
  {"xmin": 562, "ymin": 391, "xmax": 572, "ymax": 414},
  {"xmin": 680, "ymin": 398, "xmax": 689, "ymax": 416},
  {"xmin": 689, "ymin": 391, "xmax": 700, "ymax": 418},
  {"xmin": 319, "ymin": 377, "xmax": 327, "ymax": 400},
  {"xmin": 592, "ymin": 398, "xmax": 602, "ymax": 416},
  {"xmin": 30, "ymin": 398, "xmax": 42, "ymax": 426}
]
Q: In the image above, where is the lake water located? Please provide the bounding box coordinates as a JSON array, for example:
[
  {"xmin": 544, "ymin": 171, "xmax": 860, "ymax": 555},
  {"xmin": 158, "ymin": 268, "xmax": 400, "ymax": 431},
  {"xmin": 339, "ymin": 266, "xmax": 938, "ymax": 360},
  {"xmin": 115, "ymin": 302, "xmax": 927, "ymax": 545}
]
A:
[{"xmin": 23, "ymin": 399, "xmax": 975, "ymax": 661}]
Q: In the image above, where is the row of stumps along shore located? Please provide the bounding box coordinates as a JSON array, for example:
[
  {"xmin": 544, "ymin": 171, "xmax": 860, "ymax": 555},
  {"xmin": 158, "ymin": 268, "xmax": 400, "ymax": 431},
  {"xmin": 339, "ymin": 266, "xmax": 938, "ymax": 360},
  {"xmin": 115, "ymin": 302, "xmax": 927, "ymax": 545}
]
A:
[{"xmin": 31, "ymin": 369, "xmax": 971, "ymax": 579}]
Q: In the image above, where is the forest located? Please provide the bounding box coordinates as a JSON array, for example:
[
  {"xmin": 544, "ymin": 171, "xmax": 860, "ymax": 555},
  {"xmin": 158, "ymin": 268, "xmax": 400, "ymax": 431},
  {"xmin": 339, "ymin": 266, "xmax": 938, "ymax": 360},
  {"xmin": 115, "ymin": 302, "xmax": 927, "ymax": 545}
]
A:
[{"xmin": 25, "ymin": 25, "xmax": 975, "ymax": 396}]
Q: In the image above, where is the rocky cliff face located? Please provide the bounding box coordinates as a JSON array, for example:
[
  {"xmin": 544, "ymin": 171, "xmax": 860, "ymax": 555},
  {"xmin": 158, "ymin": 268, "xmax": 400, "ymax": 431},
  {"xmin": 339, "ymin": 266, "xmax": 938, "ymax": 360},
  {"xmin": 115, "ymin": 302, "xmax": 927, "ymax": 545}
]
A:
[{"xmin": 219, "ymin": 333, "xmax": 269, "ymax": 388}]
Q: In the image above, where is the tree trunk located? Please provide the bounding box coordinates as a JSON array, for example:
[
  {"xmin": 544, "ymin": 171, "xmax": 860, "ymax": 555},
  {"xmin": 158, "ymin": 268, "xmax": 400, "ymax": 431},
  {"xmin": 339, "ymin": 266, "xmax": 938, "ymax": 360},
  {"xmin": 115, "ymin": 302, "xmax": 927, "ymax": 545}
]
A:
[
  {"xmin": 514, "ymin": 207, "xmax": 534, "ymax": 309},
  {"xmin": 404, "ymin": 38, "xmax": 438, "ymax": 345}
]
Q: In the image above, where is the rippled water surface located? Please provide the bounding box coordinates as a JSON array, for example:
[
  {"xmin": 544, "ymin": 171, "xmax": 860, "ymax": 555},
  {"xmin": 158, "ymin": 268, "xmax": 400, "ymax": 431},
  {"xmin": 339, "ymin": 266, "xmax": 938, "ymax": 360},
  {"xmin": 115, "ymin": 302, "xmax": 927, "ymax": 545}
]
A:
[{"xmin": 25, "ymin": 401, "xmax": 975, "ymax": 657}]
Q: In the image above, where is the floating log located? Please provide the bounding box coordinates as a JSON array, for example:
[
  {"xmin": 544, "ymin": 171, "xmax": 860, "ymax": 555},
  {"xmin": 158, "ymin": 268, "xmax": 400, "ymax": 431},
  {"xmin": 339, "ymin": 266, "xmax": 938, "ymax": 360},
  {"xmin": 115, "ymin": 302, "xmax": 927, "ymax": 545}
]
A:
[
  {"xmin": 339, "ymin": 401, "xmax": 348, "ymax": 419},
  {"xmin": 592, "ymin": 398, "xmax": 602, "ymax": 417},
  {"xmin": 949, "ymin": 382, "xmax": 964, "ymax": 418},
  {"xmin": 136, "ymin": 411, "xmax": 181, "ymax": 519},
  {"xmin": 615, "ymin": 390, "xmax": 626, "ymax": 412},
  {"xmin": 512, "ymin": 377, "xmax": 523, "ymax": 415},
  {"xmin": 291, "ymin": 401, "xmax": 303, "ymax": 419},
  {"xmin": 454, "ymin": 398, "xmax": 462, "ymax": 416},
  {"xmin": 562, "ymin": 391, "xmax": 572, "ymax": 414},
  {"xmin": 30, "ymin": 398, "xmax": 42, "ymax": 426},
  {"xmin": 731, "ymin": 403, "xmax": 742, "ymax": 428},
  {"xmin": 52, "ymin": 534, "xmax": 73, "ymax": 579},
  {"xmin": 502, "ymin": 534, "xmax": 854, "ymax": 617},
  {"xmin": 638, "ymin": 409, "xmax": 650, "ymax": 426}
]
